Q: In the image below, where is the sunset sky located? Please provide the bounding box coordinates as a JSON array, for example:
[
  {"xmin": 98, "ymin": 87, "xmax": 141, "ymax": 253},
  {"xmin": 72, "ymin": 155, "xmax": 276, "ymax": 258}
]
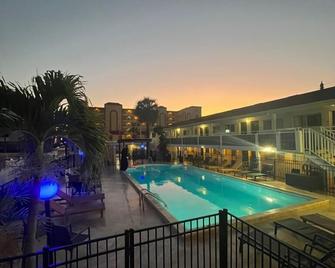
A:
[{"xmin": 1, "ymin": 0, "xmax": 334, "ymax": 115}]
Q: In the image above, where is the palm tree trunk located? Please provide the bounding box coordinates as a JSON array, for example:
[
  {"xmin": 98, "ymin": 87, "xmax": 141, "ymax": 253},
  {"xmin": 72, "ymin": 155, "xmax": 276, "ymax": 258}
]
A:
[
  {"xmin": 146, "ymin": 123, "xmax": 150, "ymax": 158},
  {"xmin": 22, "ymin": 142, "xmax": 44, "ymax": 258}
]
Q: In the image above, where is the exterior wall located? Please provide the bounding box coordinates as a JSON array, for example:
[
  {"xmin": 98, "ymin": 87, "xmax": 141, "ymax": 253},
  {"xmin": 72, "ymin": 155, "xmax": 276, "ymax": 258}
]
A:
[
  {"xmin": 175, "ymin": 106, "xmax": 201, "ymax": 122},
  {"xmin": 104, "ymin": 103, "xmax": 123, "ymax": 140},
  {"xmin": 96, "ymin": 103, "xmax": 202, "ymax": 141},
  {"xmin": 157, "ymin": 106, "xmax": 167, "ymax": 127},
  {"xmin": 167, "ymin": 100, "xmax": 334, "ymax": 139},
  {"xmin": 165, "ymin": 98, "xmax": 335, "ymax": 166}
]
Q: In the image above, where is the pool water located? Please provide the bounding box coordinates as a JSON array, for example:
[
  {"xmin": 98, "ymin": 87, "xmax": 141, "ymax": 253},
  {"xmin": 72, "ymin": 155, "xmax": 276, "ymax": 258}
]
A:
[{"xmin": 126, "ymin": 164, "xmax": 312, "ymax": 221}]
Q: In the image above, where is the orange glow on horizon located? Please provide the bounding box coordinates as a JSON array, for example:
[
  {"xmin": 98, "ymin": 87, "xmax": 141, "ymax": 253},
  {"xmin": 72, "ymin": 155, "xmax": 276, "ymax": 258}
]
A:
[{"xmin": 89, "ymin": 80, "xmax": 333, "ymax": 116}]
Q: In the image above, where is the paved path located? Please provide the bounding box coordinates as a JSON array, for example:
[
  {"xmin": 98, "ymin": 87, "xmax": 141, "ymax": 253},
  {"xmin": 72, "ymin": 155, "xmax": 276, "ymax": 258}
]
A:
[{"xmin": 65, "ymin": 167, "xmax": 165, "ymax": 239}]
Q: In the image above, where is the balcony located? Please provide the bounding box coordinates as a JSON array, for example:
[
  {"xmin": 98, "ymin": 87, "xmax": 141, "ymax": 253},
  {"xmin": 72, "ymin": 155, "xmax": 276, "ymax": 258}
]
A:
[{"xmin": 167, "ymin": 128, "xmax": 299, "ymax": 152}]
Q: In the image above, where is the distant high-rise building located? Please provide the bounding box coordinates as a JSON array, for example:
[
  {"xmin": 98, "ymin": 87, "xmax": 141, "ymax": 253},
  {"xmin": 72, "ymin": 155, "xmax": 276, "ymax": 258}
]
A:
[{"xmin": 92, "ymin": 102, "xmax": 201, "ymax": 141}]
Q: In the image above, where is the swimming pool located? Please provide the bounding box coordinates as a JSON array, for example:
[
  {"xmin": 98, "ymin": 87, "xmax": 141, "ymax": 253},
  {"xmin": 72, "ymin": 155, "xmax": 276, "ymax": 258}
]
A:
[{"xmin": 126, "ymin": 164, "xmax": 312, "ymax": 221}]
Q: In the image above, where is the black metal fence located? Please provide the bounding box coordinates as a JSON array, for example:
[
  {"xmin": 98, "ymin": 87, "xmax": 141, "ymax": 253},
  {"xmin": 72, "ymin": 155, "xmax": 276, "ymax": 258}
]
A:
[
  {"xmin": 270, "ymin": 159, "xmax": 335, "ymax": 195},
  {"xmin": 187, "ymin": 156, "xmax": 335, "ymax": 196},
  {"xmin": 0, "ymin": 210, "xmax": 328, "ymax": 268}
]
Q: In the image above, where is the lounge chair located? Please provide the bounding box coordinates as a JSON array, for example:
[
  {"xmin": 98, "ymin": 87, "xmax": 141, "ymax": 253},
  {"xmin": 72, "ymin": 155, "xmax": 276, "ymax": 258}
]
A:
[
  {"xmin": 304, "ymin": 244, "xmax": 335, "ymax": 267},
  {"xmin": 245, "ymin": 172, "xmax": 267, "ymax": 180},
  {"xmin": 239, "ymin": 229, "xmax": 335, "ymax": 267},
  {"xmin": 57, "ymin": 190, "xmax": 105, "ymax": 205},
  {"xmin": 301, "ymin": 214, "xmax": 335, "ymax": 234},
  {"xmin": 274, "ymin": 218, "xmax": 335, "ymax": 252},
  {"xmin": 50, "ymin": 191, "xmax": 105, "ymax": 222},
  {"xmin": 218, "ymin": 160, "xmax": 242, "ymax": 174}
]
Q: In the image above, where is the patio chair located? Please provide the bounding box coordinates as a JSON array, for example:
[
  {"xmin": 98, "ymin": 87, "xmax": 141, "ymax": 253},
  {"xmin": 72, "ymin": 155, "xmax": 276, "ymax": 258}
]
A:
[
  {"xmin": 46, "ymin": 224, "xmax": 92, "ymax": 260},
  {"xmin": 239, "ymin": 229, "xmax": 334, "ymax": 267},
  {"xmin": 274, "ymin": 218, "xmax": 335, "ymax": 252},
  {"xmin": 301, "ymin": 213, "xmax": 335, "ymax": 234},
  {"xmin": 66, "ymin": 174, "xmax": 82, "ymax": 195},
  {"xmin": 48, "ymin": 224, "xmax": 91, "ymax": 247},
  {"xmin": 304, "ymin": 244, "xmax": 335, "ymax": 267}
]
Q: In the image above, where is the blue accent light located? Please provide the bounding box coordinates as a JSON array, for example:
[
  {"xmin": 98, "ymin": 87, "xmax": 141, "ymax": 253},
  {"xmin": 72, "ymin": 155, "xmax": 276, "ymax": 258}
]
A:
[
  {"xmin": 140, "ymin": 175, "xmax": 145, "ymax": 180},
  {"xmin": 78, "ymin": 150, "xmax": 85, "ymax": 157},
  {"xmin": 39, "ymin": 180, "xmax": 59, "ymax": 200},
  {"xmin": 140, "ymin": 143, "xmax": 145, "ymax": 149}
]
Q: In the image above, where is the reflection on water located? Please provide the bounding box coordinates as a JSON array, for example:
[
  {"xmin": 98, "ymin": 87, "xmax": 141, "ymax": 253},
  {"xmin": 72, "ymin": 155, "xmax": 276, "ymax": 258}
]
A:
[{"xmin": 127, "ymin": 164, "xmax": 311, "ymax": 221}]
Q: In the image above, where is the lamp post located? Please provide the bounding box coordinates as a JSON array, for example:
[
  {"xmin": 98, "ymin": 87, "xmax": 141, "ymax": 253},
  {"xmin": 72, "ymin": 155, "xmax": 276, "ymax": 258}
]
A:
[{"xmin": 39, "ymin": 179, "xmax": 59, "ymax": 247}]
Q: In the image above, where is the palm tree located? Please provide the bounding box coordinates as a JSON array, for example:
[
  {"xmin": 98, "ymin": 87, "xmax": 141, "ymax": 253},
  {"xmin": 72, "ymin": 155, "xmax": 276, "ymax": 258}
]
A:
[
  {"xmin": 0, "ymin": 71, "xmax": 106, "ymax": 255},
  {"xmin": 134, "ymin": 98, "xmax": 158, "ymax": 157}
]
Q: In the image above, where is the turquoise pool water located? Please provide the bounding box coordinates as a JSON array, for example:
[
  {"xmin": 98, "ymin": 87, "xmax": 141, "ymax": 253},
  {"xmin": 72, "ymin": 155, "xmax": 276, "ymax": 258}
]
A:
[{"xmin": 126, "ymin": 164, "xmax": 312, "ymax": 221}]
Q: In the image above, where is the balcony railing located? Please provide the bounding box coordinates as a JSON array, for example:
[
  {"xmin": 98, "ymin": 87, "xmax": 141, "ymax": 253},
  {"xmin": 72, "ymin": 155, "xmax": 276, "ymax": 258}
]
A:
[{"xmin": 167, "ymin": 128, "xmax": 298, "ymax": 151}]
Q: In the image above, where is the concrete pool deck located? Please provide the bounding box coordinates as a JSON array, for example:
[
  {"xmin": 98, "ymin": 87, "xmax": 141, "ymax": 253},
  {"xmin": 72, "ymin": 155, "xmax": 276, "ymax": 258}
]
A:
[
  {"xmin": 65, "ymin": 166, "xmax": 335, "ymax": 237},
  {"xmin": 27, "ymin": 166, "xmax": 335, "ymax": 266}
]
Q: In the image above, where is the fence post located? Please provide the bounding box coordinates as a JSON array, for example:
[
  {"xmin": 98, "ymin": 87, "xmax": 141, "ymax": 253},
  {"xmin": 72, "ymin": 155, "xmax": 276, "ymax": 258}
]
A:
[
  {"xmin": 125, "ymin": 229, "xmax": 130, "ymax": 268},
  {"xmin": 219, "ymin": 209, "xmax": 228, "ymax": 268},
  {"xmin": 42, "ymin": 246, "xmax": 50, "ymax": 268},
  {"xmin": 129, "ymin": 229, "xmax": 135, "ymax": 268},
  {"xmin": 125, "ymin": 229, "xmax": 135, "ymax": 268}
]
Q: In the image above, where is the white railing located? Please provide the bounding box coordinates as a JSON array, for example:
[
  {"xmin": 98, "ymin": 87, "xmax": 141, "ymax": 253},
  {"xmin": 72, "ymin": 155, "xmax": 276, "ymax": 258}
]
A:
[
  {"xmin": 302, "ymin": 128, "xmax": 335, "ymax": 166},
  {"xmin": 168, "ymin": 127, "xmax": 335, "ymax": 166},
  {"xmin": 320, "ymin": 126, "xmax": 335, "ymax": 140}
]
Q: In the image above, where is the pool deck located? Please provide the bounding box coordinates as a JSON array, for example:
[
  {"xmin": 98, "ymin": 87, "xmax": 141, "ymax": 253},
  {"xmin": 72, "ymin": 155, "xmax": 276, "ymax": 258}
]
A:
[
  {"xmin": 69, "ymin": 166, "xmax": 335, "ymax": 236},
  {"xmin": 32, "ymin": 166, "xmax": 335, "ymax": 258}
]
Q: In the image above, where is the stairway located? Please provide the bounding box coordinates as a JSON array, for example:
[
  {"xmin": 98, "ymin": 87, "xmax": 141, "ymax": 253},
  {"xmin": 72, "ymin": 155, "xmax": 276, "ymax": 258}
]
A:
[{"xmin": 302, "ymin": 127, "xmax": 335, "ymax": 166}]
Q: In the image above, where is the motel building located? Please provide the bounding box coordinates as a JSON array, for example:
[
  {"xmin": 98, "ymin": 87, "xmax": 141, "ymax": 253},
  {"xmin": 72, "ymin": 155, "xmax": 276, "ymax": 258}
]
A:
[{"xmin": 165, "ymin": 85, "xmax": 335, "ymax": 195}]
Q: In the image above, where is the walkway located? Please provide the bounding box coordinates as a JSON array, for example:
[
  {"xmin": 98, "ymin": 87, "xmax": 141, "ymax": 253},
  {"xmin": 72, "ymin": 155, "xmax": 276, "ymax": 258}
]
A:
[{"xmin": 67, "ymin": 167, "xmax": 165, "ymax": 239}]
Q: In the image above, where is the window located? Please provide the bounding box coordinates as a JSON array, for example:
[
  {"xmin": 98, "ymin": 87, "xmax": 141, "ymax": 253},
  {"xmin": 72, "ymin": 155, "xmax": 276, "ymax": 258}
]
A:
[
  {"xmin": 307, "ymin": 114, "xmax": 321, "ymax": 127},
  {"xmin": 224, "ymin": 124, "xmax": 235, "ymax": 133},
  {"xmin": 213, "ymin": 124, "xmax": 221, "ymax": 133},
  {"xmin": 199, "ymin": 128, "xmax": 204, "ymax": 136},
  {"xmin": 293, "ymin": 114, "xmax": 321, "ymax": 128},
  {"xmin": 240, "ymin": 122, "xmax": 247, "ymax": 134},
  {"xmin": 276, "ymin": 118, "xmax": 284, "ymax": 129},
  {"xmin": 183, "ymin": 130, "xmax": 187, "ymax": 136},
  {"xmin": 263, "ymin": 119, "xmax": 272, "ymax": 130},
  {"xmin": 251, "ymin": 121, "xmax": 259, "ymax": 133},
  {"xmin": 204, "ymin": 127, "xmax": 209, "ymax": 136},
  {"xmin": 194, "ymin": 128, "xmax": 198, "ymax": 135}
]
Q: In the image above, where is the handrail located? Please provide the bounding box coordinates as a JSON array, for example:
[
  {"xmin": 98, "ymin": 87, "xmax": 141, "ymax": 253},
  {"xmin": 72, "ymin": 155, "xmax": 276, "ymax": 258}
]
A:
[
  {"xmin": 141, "ymin": 189, "xmax": 168, "ymax": 208},
  {"xmin": 302, "ymin": 128, "xmax": 335, "ymax": 166},
  {"xmin": 320, "ymin": 126, "xmax": 335, "ymax": 140}
]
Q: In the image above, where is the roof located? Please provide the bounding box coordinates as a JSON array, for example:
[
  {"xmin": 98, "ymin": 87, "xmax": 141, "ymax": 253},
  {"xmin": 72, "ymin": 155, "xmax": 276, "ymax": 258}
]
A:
[{"xmin": 170, "ymin": 86, "xmax": 335, "ymax": 127}]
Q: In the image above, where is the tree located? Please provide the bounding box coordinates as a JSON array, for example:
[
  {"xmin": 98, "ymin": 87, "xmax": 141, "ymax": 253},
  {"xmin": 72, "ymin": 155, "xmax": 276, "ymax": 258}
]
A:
[
  {"xmin": 129, "ymin": 122, "xmax": 141, "ymax": 138},
  {"xmin": 0, "ymin": 71, "xmax": 106, "ymax": 256},
  {"xmin": 153, "ymin": 126, "xmax": 169, "ymax": 161},
  {"xmin": 134, "ymin": 98, "xmax": 158, "ymax": 157}
]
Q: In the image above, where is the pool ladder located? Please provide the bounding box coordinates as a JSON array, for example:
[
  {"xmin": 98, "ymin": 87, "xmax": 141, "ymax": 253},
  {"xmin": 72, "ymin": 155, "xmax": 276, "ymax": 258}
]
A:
[{"xmin": 139, "ymin": 188, "xmax": 168, "ymax": 210}]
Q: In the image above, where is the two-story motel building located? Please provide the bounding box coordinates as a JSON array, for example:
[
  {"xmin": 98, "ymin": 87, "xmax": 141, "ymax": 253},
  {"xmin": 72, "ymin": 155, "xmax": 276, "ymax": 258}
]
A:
[{"xmin": 165, "ymin": 85, "xmax": 335, "ymax": 182}]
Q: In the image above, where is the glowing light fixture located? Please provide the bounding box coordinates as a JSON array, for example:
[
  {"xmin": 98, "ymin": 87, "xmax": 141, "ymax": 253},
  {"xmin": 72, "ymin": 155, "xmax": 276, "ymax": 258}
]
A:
[
  {"xmin": 39, "ymin": 179, "xmax": 59, "ymax": 200},
  {"xmin": 78, "ymin": 150, "xmax": 85, "ymax": 157},
  {"xmin": 262, "ymin": 146, "xmax": 277, "ymax": 153},
  {"xmin": 225, "ymin": 129, "xmax": 230, "ymax": 133},
  {"xmin": 176, "ymin": 176, "xmax": 181, "ymax": 183},
  {"xmin": 201, "ymin": 175, "xmax": 205, "ymax": 180}
]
